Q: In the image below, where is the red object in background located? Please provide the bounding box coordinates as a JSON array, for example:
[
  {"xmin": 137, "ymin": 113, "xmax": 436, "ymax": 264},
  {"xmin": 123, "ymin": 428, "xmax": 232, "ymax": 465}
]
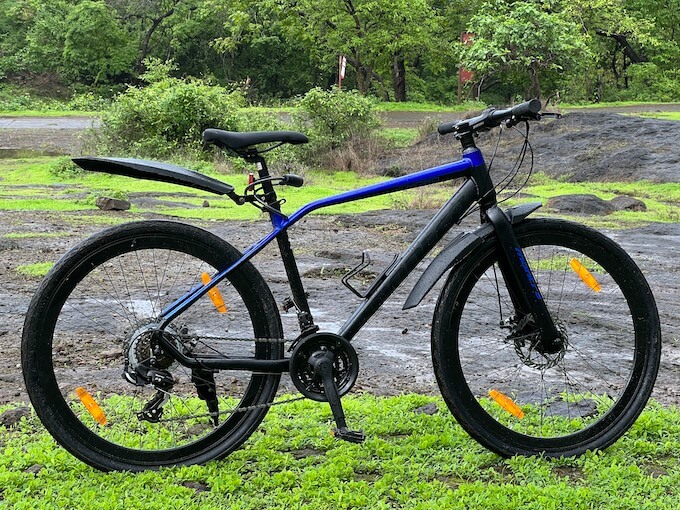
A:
[
  {"xmin": 458, "ymin": 32, "xmax": 475, "ymax": 102},
  {"xmin": 459, "ymin": 32, "xmax": 475, "ymax": 84}
]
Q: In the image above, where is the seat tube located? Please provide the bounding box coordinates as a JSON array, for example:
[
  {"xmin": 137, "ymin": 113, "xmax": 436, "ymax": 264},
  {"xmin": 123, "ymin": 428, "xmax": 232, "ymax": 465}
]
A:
[{"xmin": 253, "ymin": 155, "xmax": 318, "ymax": 337}]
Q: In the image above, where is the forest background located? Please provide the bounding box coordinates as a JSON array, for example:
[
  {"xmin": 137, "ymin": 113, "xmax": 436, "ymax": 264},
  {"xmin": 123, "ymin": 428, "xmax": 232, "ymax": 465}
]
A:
[{"xmin": 0, "ymin": 0, "xmax": 679, "ymax": 108}]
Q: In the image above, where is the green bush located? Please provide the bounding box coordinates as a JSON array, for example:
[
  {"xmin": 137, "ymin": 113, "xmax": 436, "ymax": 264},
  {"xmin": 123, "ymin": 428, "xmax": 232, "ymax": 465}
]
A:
[
  {"xmin": 622, "ymin": 63, "xmax": 680, "ymax": 102},
  {"xmin": 97, "ymin": 62, "xmax": 245, "ymax": 158},
  {"xmin": 0, "ymin": 84, "xmax": 65, "ymax": 112},
  {"xmin": 48, "ymin": 156, "xmax": 84, "ymax": 178},
  {"xmin": 294, "ymin": 87, "xmax": 381, "ymax": 159}
]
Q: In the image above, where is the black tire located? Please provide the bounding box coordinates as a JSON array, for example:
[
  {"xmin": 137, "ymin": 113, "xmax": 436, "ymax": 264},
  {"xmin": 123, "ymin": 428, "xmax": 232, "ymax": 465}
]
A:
[
  {"xmin": 22, "ymin": 220, "xmax": 283, "ymax": 471},
  {"xmin": 432, "ymin": 218, "xmax": 661, "ymax": 457}
]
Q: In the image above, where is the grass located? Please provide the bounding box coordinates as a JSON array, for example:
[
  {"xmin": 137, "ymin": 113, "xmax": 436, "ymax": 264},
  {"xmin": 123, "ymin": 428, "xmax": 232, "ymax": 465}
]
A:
[
  {"xmin": 560, "ymin": 101, "xmax": 680, "ymax": 109},
  {"xmin": 500, "ymin": 172, "xmax": 680, "ymax": 227},
  {"xmin": 16, "ymin": 261, "xmax": 54, "ymax": 277},
  {"xmin": 0, "ymin": 395, "xmax": 678, "ymax": 509},
  {"xmin": 634, "ymin": 112, "xmax": 680, "ymax": 121},
  {"xmin": 1, "ymin": 157, "xmax": 678, "ymax": 226},
  {"xmin": 380, "ymin": 128, "xmax": 420, "ymax": 147},
  {"xmin": 375, "ymin": 100, "xmax": 486, "ymax": 112},
  {"xmin": 0, "ymin": 157, "xmax": 458, "ymax": 221},
  {"xmin": 3, "ymin": 232, "xmax": 69, "ymax": 239},
  {"xmin": 0, "ymin": 110, "xmax": 98, "ymax": 117}
]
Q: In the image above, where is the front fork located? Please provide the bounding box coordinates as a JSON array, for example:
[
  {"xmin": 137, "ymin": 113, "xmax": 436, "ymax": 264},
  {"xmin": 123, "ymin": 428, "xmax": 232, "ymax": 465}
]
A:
[{"xmin": 485, "ymin": 206, "xmax": 563, "ymax": 354}]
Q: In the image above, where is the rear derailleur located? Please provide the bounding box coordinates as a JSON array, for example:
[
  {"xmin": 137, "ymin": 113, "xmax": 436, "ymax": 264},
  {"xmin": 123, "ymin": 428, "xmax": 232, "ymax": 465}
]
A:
[
  {"xmin": 289, "ymin": 332, "xmax": 365, "ymax": 443},
  {"xmin": 122, "ymin": 323, "xmax": 220, "ymax": 425}
]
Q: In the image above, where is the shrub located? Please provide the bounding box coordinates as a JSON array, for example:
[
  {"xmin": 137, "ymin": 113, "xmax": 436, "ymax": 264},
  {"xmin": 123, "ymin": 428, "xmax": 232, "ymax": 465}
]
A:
[
  {"xmin": 96, "ymin": 61, "xmax": 245, "ymax": 158},
  {"xmin": 48, "ymin": 157, "xmax": 84, "ymax": 178},
  {"xmin": 294, "ymin": 87, "xmax": 381, "ymax": 166}
]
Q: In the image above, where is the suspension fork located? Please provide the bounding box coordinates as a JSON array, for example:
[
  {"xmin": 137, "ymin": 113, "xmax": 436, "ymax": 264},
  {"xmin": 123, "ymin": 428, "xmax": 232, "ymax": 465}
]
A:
[{"xmin": 484, "ymin": 205, "xmax": 563, "ymax": 354}]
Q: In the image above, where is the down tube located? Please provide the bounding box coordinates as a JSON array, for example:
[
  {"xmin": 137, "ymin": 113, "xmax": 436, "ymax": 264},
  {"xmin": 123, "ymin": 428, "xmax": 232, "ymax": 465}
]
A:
[{"xmin": 338, "ymin": 178, "xmax": 479, "ymax": 340}]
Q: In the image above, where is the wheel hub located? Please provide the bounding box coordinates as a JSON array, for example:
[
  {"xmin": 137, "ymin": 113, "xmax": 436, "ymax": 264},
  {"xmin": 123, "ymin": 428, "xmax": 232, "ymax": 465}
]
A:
[
  {"xmin": 123, "ymin": 322, "xmax": 184, "ymax": 386},
  {"xmin": 507, "ymin": 314, "xmax": 569, "ymax": 370}
]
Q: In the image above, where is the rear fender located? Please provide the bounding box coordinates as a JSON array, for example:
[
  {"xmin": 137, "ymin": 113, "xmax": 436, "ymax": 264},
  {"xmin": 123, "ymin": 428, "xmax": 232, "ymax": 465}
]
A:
[{"xmin": 403, "ymin": 202, "xmax": 542, "ymax": 310}]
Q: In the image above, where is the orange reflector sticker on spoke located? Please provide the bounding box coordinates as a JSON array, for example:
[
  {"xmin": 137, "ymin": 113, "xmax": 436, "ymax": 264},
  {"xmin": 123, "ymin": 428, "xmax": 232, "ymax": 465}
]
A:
[
  {"xmin": 569, "ymin": 258, "xmax": 602, "ymax": 292},
  {"xmin": 201, "ymin": 272, "xmax": 228, "ymax": 313},
  {"xmin": 489, "ymin": 389, "xmax": 525, "ymax": 419},
  {"xmin": 75, "ymin": 387, "xmax": 107, "ymax": 425}
]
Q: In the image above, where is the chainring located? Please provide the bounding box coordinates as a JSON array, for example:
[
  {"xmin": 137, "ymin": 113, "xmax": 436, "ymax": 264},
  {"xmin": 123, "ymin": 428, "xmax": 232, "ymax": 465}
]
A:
[{"xmin": 289, "ymin": 333, "xmax": 359, "ymax": 402}]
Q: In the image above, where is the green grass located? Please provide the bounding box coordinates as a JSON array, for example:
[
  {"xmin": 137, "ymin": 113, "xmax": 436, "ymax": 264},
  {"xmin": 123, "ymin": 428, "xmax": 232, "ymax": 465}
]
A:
[
  {"xmin": 0, "ymin": 157, "xmax": 457, "ymax": 220},
  {"xmin": 501, "ymin": 172, "xmax": 680, "ymax": 227},
  {"xmin": 16, "ymin": 261, "xmax": 54, "ymax": 277},
  {"xmin": 634, "ymin": 112, "xmax": 680, "ymax": 121},
  {"xmin": 375, "ymin": 100, "xmax": 486, "ymax": 112},
  {"xmin": 0, "ymin": 110, "xmax": 98, "ymax": 117},
  {"xmin": 1, "ymin": 395, "xmax": 679, "ymax": 509},
  {"xmin": 380, "ymin": 128, "xmax": 420, "ymax": 147},
  {"xmin": 3, "ymin": 232, "xmax": 69, "ymax": 239},
  {"xmin": 560, "ymin": 101, "xmax": 680, "ymax": 109},
  {"xmin": 2, "ymin": 158, "xmax": 678, "ymax": 226}
]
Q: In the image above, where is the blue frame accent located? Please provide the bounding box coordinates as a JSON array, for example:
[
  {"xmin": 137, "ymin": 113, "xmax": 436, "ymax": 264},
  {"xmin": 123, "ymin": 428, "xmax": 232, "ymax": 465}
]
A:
[{"xmin": 160, "ymin": 151, "xmax": 481, "ymax": 324}]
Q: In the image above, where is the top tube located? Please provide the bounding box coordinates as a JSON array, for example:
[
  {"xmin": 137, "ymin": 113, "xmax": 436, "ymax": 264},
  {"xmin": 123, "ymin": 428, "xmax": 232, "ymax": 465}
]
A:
[{"xmin": 278, "ymin": 148, "xmax": 484, "ymax": 229}]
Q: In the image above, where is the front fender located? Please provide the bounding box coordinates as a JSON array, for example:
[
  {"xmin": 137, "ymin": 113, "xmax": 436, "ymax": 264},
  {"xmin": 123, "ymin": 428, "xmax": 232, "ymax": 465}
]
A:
[{"xmin": 403, "ymin": 202, "xmax": 542, "ymax": 310}]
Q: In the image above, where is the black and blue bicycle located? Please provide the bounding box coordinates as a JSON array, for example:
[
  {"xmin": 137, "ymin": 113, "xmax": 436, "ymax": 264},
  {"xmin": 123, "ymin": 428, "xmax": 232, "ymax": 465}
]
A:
[{"xmin": 21, "ymin": 100, "xmax": 661, "ymax": 471}]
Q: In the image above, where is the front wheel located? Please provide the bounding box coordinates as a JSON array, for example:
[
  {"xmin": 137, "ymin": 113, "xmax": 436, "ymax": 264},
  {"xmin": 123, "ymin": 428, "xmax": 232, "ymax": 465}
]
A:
[
  {"xmin": 22, "ymin": 220, "xmax": 283, "ymax": 471},
  {"xmin": 432, "ymin": 218, "xmax": 661, "ymax": 457}
]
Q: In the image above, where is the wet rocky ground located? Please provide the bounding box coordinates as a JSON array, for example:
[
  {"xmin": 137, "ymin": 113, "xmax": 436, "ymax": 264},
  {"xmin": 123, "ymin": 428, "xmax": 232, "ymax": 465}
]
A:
[{"xmin": 0, "ymin": 111, "xmax": 678, "ymax": 406}]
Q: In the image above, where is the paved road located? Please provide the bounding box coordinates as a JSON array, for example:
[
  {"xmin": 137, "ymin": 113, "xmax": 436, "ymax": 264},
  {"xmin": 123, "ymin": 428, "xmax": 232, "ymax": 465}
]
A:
[
  {"xmin": 1, "ymin": 103, "xmax": 678, "ymax": 131},
  {"xmin": 0, "ymin": 116, "xmax": 99, "ymax": 129}
]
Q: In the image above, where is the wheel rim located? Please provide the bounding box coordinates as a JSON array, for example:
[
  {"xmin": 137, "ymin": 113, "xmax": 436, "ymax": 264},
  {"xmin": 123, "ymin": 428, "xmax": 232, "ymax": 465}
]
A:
[
  {"xmin": 30, "ymin": 228, "xmax": 281, "ymax": 466},
  {"xmin": 438, "ymin": 225, "xmax": 655, "ymax": 451}
]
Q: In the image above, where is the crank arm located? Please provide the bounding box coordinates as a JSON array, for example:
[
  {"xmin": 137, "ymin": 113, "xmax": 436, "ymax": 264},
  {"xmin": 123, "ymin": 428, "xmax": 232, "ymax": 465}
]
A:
[{"xmin": 309, "ymin": 352, "xmax": 365, "ymax": 443}]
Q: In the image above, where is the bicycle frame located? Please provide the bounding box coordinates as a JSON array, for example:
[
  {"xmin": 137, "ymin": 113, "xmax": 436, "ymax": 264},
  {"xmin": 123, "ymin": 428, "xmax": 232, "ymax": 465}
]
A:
[{"xmin": 154, "ymin": 144, "xmax": 556, "ymax": 372}]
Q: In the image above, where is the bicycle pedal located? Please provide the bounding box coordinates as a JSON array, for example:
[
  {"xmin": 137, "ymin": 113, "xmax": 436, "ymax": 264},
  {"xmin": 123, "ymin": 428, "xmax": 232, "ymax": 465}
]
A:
[{"xmin": 332, "ymin": 427, "xmax": 366, "ymax": 444}]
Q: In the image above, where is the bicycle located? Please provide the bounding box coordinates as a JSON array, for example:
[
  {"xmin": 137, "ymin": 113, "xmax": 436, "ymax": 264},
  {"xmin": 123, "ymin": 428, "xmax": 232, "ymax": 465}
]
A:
[{"xmin": 21, "ymin": 99, "xmax": 661, "ymax": 471}]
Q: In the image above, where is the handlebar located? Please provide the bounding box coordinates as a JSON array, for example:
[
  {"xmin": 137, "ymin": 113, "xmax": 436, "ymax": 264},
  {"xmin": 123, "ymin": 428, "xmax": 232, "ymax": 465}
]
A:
[{"xmin": 438, "ymin": 99, "xmax": 542, "ymax": 137}]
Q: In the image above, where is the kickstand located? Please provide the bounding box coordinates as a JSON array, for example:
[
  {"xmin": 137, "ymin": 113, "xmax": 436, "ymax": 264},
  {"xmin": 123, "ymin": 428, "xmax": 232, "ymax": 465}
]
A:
[{"xmin": 310, "ymin": 352, "xmax": 365, "ymax": 443}]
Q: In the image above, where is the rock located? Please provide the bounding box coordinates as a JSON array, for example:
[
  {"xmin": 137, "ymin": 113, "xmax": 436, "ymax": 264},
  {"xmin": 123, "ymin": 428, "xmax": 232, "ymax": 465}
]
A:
[
  {"xmin": 95, "ymin": 196, "xmax": 131, "ymax": 211},
  {"xmin": 546, "ymin": 194, "xmax": 614, "ymax": 215},
  {"xmin": 24, "ymin": 464, "xmax": 43, "ymax": 475},
  {"xmin": 181, "ymin": 481, "xmax": 209, "ymax": 492},
  {"xmin": 414, "ymin": 403, "xmax": 439, "ymax": 415},
  {"xmin": 0, "ymin": 406, "xmax": 31, "ymax": 428},
  {"xmin": 202, "ymin": 200, "xmax": 210, "ymax": 207},
  {"xmin": 610, "ymin": 195, "xmax": 647, "ymax": 211}
]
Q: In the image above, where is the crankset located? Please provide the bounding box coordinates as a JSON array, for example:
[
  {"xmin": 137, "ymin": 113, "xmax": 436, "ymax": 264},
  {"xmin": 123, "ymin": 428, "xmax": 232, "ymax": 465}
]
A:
[{"xmin": 290, "ymin": 333, "xmax": 364, "ymax": 443}]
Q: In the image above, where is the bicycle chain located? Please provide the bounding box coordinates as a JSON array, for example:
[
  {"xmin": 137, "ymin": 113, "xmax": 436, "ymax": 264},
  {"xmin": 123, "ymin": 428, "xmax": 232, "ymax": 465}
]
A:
[
  {"xmin": 150, "ymin": 333, "xmax": 303, "ymax": 423},
  {"xmin": 154, "ymin": 394, "xmax": 307, "ymax": 424}
]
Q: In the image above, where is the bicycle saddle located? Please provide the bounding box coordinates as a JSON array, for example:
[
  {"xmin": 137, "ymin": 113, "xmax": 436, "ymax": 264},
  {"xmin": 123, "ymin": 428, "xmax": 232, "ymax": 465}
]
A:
[{"xmin": 203, "ymin": 129, "xmax": 308, "ymax": 152}]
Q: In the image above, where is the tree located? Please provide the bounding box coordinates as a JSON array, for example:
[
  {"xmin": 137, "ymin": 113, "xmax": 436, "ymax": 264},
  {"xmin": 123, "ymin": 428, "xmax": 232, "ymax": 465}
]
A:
[
  {"xmin": 276, "ymin": 0, "xmax": 440, "ymax": 101},
  {"xmin": 61, "ymin": 1, "xmax": 135, "ymax": 84},
  {"xmin": 461, "ymin": 0, "xmax": 591, "ymax": 100}
]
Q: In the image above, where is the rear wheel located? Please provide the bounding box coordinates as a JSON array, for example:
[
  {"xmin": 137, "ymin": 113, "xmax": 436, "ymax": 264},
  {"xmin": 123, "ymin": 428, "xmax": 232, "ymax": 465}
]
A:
[
  {"xmin": 432, "ymin": 219, "xmax": 661, "ymax": 457},
  {"xmin": 22, "ymin": 220, "xmax": 283, "ymax": 471}
]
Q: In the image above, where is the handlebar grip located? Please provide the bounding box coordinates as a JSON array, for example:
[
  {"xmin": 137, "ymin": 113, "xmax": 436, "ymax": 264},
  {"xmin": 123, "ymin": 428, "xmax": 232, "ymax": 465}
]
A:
[
  {"xmin": 437, "ymin": 120, "xmax": 458, "ymax": 136},
  {"xmin": 280, "ymin": 174, "xmax": 304, "ymax": 187},
  {"xmin": 512, "ymin": 99, "xmax": 542, "ymax": 118}
]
